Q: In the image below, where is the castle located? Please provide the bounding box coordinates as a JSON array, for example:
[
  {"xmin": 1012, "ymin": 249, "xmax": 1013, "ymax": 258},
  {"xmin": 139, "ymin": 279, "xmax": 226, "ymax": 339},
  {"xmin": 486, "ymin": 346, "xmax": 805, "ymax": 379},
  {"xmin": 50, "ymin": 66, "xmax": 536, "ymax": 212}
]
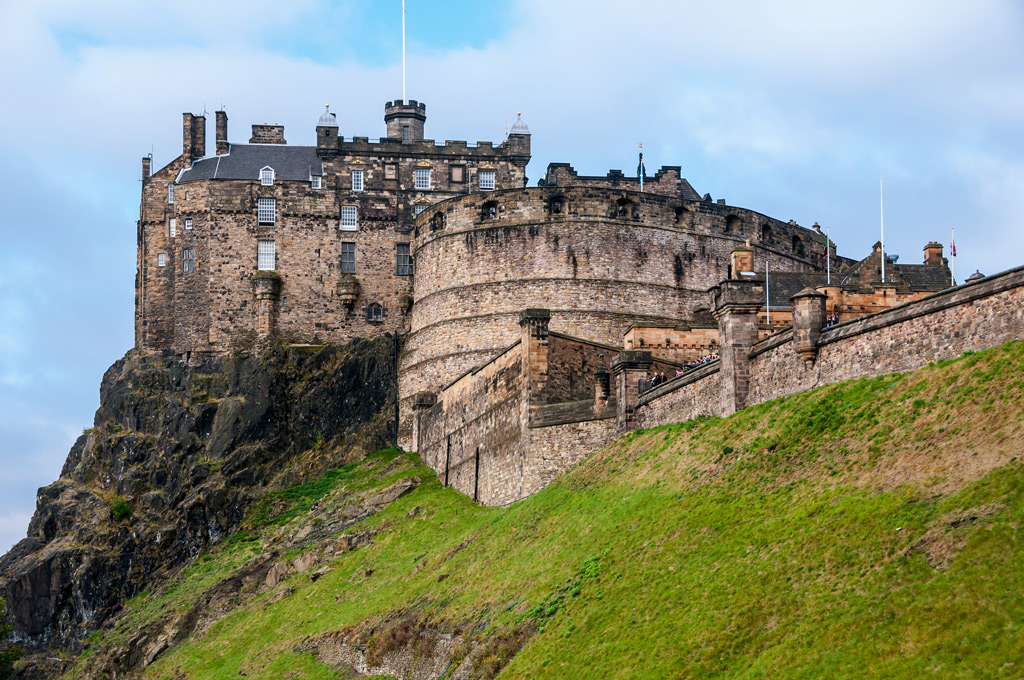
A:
[{"xmin": 138, "ymin": 100, "xmax": 992, "ymax": 505}]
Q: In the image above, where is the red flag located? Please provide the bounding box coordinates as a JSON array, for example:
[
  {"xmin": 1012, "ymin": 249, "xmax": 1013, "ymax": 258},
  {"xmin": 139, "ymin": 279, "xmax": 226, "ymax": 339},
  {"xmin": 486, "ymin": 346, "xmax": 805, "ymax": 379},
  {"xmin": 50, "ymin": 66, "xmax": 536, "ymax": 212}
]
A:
[{"xmin": 951, "ymin": 240, "xmax": 956, "ymax": 257}]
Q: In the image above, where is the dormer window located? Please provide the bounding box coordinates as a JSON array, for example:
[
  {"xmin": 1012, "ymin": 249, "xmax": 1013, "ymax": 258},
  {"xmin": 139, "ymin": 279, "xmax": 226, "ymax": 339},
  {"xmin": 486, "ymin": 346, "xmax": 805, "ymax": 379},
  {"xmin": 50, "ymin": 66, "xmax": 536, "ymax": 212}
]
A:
[
  {"xmin": 260, "ymin": 167, "xmax": 275, "ymax": 186},
  {"xmin": 311, "ymin": 175, "xmax": 322, "ymax": 190}
]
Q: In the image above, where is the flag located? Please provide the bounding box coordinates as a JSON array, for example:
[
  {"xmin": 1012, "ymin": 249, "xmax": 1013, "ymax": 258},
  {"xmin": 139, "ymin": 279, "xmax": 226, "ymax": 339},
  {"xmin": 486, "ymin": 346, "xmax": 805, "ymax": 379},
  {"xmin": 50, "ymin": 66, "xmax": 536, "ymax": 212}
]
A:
[
  {"xmin": 824, "ymin": 236, "xmax": 829, "ymax": 257},
  {"xmin": 951, "ymin": 239, "xmax": 957, "ymax": 257},
  {"xmin": 637, "ymin": 148, "xmax": 645, "ymax": 179}
]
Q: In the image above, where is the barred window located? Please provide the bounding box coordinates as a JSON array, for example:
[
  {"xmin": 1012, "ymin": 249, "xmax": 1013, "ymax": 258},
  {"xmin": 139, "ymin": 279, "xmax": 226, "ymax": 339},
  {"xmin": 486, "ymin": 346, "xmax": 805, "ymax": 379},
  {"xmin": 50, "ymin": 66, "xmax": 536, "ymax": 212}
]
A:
[
  {"xmin": 341, "ymin": 242, "xmax": 355, "ymax": 273},
  {"xmin": 258, "ymin": 198, "xmax": 276, "ymax": 225},
  {"xmin": 168, "ymin": 185, "xmax": 174, "ymax": 203},
  {"xmin": 351, "ymin": 170, "xmax": 364, "ymax": 191},
  {"xmin": 311, "ymin": 175, "xmax": 322, "ymax": 189},
  {"xmin": 257, "ymin": 240, "xmax": 276, "ymax": 270},
  {"xmin": 414, "ymin": 168, "xmax": 431, "ymax": 190},
  {"xmin": 260, "ymin": 167, "xmax": 275, "ymax": 186},
  {"xmin": 397, "ymin": 244, "xmax": 413, "ymax": 276},
  {"xmin": 479, "ymin": 170, "xmax": 495, "ymax": 191},
  {"xmin": 168, "ymin": 218, "xmax": 176, "ymax": 237},
  {"xmin": 182, "ymin": 247, "xmax": 195, "ymax": 273},
  {"xmin": 184, "ymin": 218, "xmax": 193, "ymax": 230},
  {"xmin": 341, "ymin": 205, "xmax": 357, "ymax": 231},
  {"xmin": 367, "ymin": 303, "xmax": 383, "ymax": 322},
  {"xmin": 157, "ymin": 253, "xmax": 167, "ymax": 267}
]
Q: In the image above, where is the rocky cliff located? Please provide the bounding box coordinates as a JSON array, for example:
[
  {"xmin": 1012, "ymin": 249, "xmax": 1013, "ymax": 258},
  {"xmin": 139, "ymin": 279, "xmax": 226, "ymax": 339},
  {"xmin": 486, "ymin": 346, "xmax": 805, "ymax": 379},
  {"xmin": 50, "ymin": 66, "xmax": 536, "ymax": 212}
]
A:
[{"xmin": 0, "ymin": 338, "xmax": 396, "ymax": 675}]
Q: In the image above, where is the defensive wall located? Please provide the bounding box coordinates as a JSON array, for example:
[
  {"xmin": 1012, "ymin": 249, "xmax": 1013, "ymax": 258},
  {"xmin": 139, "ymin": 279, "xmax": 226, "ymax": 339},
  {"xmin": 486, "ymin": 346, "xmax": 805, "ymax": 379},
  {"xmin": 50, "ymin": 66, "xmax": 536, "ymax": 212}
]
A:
[
  {"xmin": 412, "ymin": 310, "xmax": 678, "ymax": 505},
  {"xmin": 411, "ymin": 262, "xmax": 1024, "ymax": 506},
  {"xmin": 399, "ymin": 185, "xmax": 831, "ymax": 441},
  {"xmin": 633, "ymin": 263, "xmax": 1024, "ymax": 429}
]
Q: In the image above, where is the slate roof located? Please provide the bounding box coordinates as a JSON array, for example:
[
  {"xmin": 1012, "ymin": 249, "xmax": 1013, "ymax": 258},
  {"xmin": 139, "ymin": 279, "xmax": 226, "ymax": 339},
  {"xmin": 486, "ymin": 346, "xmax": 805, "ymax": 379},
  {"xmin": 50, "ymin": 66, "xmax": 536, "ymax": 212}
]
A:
[
  {"xmin": 898, "ymin": 264, "xmax": 952, "ymax": 289},
  {"xmin": 765, "ymin": 271, "xmax": 828, "ymax": 307},
  {"xmin": 177, "ymin": 145, "xmax": 323, "ymax": 184}
]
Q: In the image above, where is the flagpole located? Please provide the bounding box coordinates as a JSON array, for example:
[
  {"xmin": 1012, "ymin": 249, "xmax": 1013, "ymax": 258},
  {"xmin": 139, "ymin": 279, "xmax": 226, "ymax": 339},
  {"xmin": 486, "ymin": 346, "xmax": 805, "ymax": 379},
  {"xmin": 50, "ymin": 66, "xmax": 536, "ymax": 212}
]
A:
[
  {"xmin": 951, "ymin": 226, "xmax": 955, "ymax": 286},
  {"xmin": 638, "ymin": 142, "xmax": 644, "ymax": 193},
  {"xmin": 826, "ymin": 224, "xmax": 831, "ymax": 285},
  {"xmin": 402, "ymin": 0, "xmax": 407, "ymax": 104},
  {"xmin": 880, "ymin": 178, "xmax": 885, "ymax": 283},
  {"xmin": 765, "ymin": 260, "xmax": 770, "ymax": 327}
]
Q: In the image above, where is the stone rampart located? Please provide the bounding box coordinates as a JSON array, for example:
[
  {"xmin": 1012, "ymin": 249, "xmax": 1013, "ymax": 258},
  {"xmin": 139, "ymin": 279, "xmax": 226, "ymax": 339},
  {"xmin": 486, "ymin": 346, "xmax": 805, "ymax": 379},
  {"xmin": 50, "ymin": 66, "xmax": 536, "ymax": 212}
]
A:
[{"xmin": 634, "ymin": 265, "xmax": 1024, "ymax": 428}]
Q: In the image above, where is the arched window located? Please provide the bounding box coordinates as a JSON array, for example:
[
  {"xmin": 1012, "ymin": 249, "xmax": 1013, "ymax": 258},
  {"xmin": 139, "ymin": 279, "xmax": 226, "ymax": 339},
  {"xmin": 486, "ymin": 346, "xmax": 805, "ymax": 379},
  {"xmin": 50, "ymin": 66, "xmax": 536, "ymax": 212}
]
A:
[
  {"xmin": 366, "ymin": 303, "xmax": 383, "ymax": 322},
  {"xmin": 482, "ymin": 201, "xmax": 498, "ymax": 220},
  {"xmin": 761, "ymin": 223, "xmax": 772, "ymax": 243},
  {"xmin": 792, "ymin": 235, "xmax": 805, "ymax": 256}
]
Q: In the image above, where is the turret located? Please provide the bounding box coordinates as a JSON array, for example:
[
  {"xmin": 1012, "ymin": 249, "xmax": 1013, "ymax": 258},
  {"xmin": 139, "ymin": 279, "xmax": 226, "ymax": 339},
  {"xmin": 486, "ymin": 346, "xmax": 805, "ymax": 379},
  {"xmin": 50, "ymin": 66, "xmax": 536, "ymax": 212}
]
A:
[
  {"xmin": 384, "ymin": 99, "xmax": 426, "ymax": 142},
  {"xmin": 316, "ymin": 105, "xmax": 339, "ymax": 151},
  {"xmin": 505, "ymin": 112, "xmax": 531, "ymax": 162}
]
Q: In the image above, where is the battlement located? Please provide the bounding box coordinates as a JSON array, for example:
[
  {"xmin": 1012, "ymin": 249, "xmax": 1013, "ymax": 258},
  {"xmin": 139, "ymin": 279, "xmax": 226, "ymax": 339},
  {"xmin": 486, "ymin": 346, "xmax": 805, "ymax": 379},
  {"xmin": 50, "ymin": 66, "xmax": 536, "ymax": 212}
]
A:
[
  {"xmin": 384, "ymin": 99, "xmax": 427, "ymax": 141},
  {"xmin": 544, "ymin": 163, "xmax": 701, "ymax": 201}
]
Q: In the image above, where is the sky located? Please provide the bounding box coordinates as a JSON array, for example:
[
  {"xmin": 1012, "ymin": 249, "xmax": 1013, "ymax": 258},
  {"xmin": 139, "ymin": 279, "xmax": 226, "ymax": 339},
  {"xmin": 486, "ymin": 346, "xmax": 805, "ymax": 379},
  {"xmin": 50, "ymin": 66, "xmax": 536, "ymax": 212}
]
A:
[{"xmin": 1, "ymin": 0, "xmax": 1022, "ymax": 553}]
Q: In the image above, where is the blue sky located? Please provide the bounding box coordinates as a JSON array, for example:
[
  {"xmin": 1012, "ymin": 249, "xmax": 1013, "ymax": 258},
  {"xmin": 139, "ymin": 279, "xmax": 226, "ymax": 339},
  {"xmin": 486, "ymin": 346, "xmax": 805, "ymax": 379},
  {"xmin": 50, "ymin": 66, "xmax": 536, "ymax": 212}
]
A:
[{"xmin": 1, "ymin": 0, "xmax": 1022, "ymax": 553}]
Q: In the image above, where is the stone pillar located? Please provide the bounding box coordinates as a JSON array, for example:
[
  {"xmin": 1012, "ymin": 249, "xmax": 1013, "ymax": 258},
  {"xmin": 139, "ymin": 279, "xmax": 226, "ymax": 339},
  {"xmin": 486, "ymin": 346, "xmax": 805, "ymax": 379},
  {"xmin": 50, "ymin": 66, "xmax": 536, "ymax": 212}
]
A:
[
  {"xmin": 520, "ymin": 308, "xmax": 551, "ymax": 407},
  {"xmin": 710, "ymin": 278, "xmax": 764, "ymax": 416},
  {"xmin": 791, "ymin": 287, "xmax": 827, "ymax": 367},
  {"xmin": 253, "ymin": 273, "xmax": 282, "ymax": 338},
  {"xmin": 410, "ymin": 391, "xmax": 436, "ymax": 454},
  {"xmin": 611, "ymin": 350, "xmax": 654, "ymax": 432}
]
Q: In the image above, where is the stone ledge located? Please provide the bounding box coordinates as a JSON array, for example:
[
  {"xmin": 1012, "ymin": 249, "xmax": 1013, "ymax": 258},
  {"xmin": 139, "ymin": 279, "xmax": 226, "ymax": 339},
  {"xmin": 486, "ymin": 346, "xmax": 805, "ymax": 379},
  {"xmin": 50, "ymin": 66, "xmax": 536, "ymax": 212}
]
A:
[
  {"xmin": 638, "ymin": 360, "xmax": 720, "ymax": 406},
  {"xmin": 529, "ymin": 399, "xmax": 617, "ymax": 428}
]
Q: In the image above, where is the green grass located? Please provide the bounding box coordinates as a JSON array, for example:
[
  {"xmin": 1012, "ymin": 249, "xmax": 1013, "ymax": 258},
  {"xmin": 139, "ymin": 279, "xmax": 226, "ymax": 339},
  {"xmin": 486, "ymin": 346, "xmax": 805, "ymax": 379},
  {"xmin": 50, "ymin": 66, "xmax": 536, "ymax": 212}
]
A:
[{"xmin": 80, "ymin": 340, "xmax": 1024, "ymax": 679}]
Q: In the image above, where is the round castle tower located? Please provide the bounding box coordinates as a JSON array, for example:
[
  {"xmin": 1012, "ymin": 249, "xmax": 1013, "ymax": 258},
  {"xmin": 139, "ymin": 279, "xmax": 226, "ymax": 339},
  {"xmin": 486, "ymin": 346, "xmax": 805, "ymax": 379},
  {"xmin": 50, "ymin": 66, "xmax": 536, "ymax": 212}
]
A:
[{"xmin": 398, "ymin": 185, "xmax": 827, "ymax": 422}]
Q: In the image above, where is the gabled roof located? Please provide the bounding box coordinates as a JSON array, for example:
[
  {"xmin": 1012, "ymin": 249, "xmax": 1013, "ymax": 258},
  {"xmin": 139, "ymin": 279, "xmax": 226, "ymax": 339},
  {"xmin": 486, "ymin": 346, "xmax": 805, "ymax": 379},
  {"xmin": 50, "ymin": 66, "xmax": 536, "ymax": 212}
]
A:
[{"xmin": 177, "ymin": 145, "xmax": 323, "ymax": 183}]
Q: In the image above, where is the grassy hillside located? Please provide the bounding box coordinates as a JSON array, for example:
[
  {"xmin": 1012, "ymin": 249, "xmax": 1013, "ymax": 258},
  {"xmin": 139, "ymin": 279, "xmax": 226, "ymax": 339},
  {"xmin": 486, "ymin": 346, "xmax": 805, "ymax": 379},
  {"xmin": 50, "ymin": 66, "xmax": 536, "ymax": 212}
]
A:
[{"xmin": 75, "ymin": 340, "xmax": 1024, "ymax": 679}]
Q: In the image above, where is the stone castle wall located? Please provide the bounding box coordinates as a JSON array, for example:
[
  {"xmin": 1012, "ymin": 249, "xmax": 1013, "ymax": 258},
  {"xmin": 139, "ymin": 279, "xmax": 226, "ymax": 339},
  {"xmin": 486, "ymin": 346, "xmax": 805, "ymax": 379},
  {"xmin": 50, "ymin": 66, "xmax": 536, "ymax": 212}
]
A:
[{"xmin": 635, "ymin": 265, "xmax": 1024, "ymax": 428}]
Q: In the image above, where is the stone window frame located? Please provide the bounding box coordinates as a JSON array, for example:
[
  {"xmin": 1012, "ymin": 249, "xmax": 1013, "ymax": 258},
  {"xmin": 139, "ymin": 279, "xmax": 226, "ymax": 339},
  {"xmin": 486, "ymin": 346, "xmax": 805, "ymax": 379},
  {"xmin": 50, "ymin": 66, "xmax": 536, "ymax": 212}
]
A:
[
  {"xmin": 184, "ymin": 218, "xmax": 193, "ymax": 230},
  {"xmin": 351, "ymin": 170, "xmax": 364, "ymax": 192},
  {"xmin": 259, "ymin": 166, "xmax": 275, "ymax": 186},
  {"xmin": 182, "ymin": 246, "xmax": 196, "ymax": 273},
  {"xmin": 257, "ymin": 240, "xmax": 276, "ymax": 271},
  {"xmin": 396, "ymin": 243, "xmax": 414, "ymax": 276},
  {"xmin": 366, "ymin": 303, "xmax": 384, "ymax": 323},
  {"xmin": 310, "ymin": 175, "xmax": 322, "ymax": 190},
  {"xmin": 341, "ymin": 205, "xmax": 358, "ymax": 231},
  {"xmin": 157, "ymin": 253, "xmax": 167, "ymax": 267},
  {"xmin": 414, "ymin": 168, "xmax": 431, "ymax": 190},
  {"xmin": 340, "ymin": 241, "xmax": 356, "ymax": 273},
  {"xmin": 168, "ymin": 217, "xmax": 176, "ymax": 238},
  {"xmin": 402, "ymin": 126, "xmax": 410, "ymax": 143},
  {"xmin": 167, "ymin": 184, "xmax": 174, "ymax": 203},
  {"xmin": 479, "ymin": 169, "xmax": 496, "ymax": 191}
]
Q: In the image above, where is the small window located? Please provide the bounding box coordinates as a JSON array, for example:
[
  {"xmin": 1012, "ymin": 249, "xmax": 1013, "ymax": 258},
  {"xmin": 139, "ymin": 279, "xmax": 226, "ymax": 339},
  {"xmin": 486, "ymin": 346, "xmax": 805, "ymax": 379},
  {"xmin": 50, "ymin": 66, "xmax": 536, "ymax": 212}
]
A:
[
  {"xmin": 397, "ymin": 243, "xmax": 413, "ymax": 275},
  {"xmin": 351, "ymin": 170, "xmax": 364, "ymax": 191},
  {"xmin": 157, "ymin": 253, "xmax": 167, "ymax": 267},
  {"xmin": 367, "ymin": 303, "xmax": 383, "ymax": 322},
  {"xmin": 341, "ymin": 242, "xmax": 355, "ymax": 273},
  {"xmin": 402, "ymin": 125, "xmax": 410, "ymax": 143},
  {"xmin": 184, "ymin": 190, "xmax": 189, "ymax": 201},
  {"xmin": 311, "ymin": 175, "xmax": 322, "ymax": 190},
  {"xmin": 184, "ymin": 218, "xmax": 193, "ymax": 230},
  {"xmin": 479, "ymin": 170, "xmax": 495, "ymax": 191},
  {"xmin": 167, "ymin": 185, "xmax": 174, "ymax": 203},
  {"xmin": 257, "ymin": 240, "xmax": 276, "ymax": 270},
  {"xmin": 341, "ymin": 206, "xmax": 358, "ymax": 231},
  {"xmin": 431, "ymin": 213, "xmax": 446, "ymax": 231},
  {"xmin": 168, "ymin": 218, "xmax": 176, "ymax": 238},
  {"xmin": 182, "ymin": 247, "xmax": 195, "ymax": 273},
  {"xmin": 482, "ymin": 201, "xmax": 498, "ymax": 220},
  {"xmin": 414, "ymin": 168, "xmax": 431, "ymax": 190},
  {"xmin": 616, "ymin": 198, "xmax": 632, "ymax": 217},
  {"xmin": 260, "ymin": 167, "xmax": 275, "ymax": 186},
  {"xmin": 550, "ymin": 197, "xmax": 564, "ymax": 214},
  {"xmin": 258, "ymin": 198, "xmax": 276, "ymax": 225},
  {"xmin": 413, "ymin": 203, "xmax": 428, "ymax": 217}
]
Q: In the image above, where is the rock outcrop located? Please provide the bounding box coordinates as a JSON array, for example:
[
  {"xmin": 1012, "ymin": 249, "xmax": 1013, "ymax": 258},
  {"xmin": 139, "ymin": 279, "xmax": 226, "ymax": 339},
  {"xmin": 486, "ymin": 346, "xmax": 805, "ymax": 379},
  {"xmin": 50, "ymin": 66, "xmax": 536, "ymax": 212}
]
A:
[{"xmin": 0, "ymin": 339, "xmax": 396, "ymax": 665}]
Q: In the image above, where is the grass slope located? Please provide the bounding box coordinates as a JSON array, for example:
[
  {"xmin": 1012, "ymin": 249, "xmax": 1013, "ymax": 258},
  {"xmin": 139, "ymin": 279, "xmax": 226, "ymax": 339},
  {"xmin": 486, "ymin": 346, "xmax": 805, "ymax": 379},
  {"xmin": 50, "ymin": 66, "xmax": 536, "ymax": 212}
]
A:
[{"xmin": 82, "ymin": 341, "xmax": 1024, "ymax": 679}]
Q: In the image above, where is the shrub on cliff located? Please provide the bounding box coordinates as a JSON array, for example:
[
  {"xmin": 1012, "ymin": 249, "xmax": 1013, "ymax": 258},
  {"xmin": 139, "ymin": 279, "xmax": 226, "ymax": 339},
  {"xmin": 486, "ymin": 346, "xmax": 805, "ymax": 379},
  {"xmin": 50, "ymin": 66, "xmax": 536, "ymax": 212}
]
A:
[{"xmin": 0, "ymin": 597, "xmax": 23, "ymax": 680}]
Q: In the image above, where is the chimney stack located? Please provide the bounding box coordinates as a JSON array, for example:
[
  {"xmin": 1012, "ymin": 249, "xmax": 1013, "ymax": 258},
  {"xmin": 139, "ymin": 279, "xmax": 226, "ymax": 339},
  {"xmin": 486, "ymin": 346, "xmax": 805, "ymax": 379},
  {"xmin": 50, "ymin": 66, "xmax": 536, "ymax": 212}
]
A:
[
  {"xmin": 923, "ymin": 241, "xmax": 944, "ymax": 266},
  {"xmin": 216, "ymin": 110, "xmax": 229, "ymax": 155},
  {"xmin": 142, "ymin": 155, "xmax": 151, "ymax": 181}
]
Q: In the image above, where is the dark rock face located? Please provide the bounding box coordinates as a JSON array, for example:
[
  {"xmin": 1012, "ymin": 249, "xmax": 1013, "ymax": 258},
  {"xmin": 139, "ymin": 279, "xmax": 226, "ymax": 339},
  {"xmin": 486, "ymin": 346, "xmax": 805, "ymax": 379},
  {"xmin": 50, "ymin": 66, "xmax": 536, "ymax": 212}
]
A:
[{"xmin": 0, "ymin": 339, "xmax": 395, "ymax": 657}]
